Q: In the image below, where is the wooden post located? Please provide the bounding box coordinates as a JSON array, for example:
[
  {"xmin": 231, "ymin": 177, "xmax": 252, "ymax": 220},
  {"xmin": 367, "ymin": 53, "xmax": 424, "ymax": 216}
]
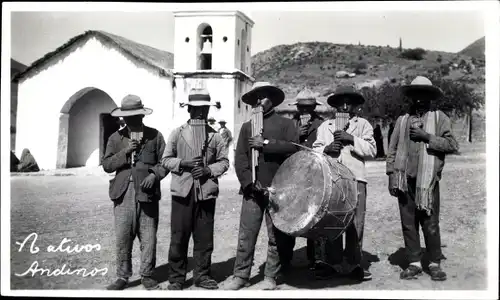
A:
[{"xmin": 468, "ymin": 107, "xmax": 473, "ymax": 143}]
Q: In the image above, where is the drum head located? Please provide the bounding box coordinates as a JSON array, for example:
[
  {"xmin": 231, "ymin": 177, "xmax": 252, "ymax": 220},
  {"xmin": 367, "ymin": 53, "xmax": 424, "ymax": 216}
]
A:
[{"xmin": 268, "ymin": 150, "xmax": 330, "ymax": 236}]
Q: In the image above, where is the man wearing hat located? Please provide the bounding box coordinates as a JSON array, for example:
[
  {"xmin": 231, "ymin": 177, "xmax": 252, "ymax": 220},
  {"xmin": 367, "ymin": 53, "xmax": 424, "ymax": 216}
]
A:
[
  {"xmin": 103, "ymin": 94, "xmax": 168, "ymax": 290},
  {"xmin": 386, "ymin": 76, "xmax": 458, "ymax": 281},
  {"xmin": 226, "ymin": 82, "xmax": 300, "ymax": 290},
  {"xmin": 286, "ymin": 87, "xmax": 325, "ymax": 270},
  {"xmin": 207, "ymin": 116, "xmax": 218, "ymax": 131},
  {"xmin": 217, "ymin": 119, "xmax": 233, "ymax": 150},
  {"xmin": 312, "ymin": 85, "xmax": 376, "ymax": 282},
  {"xmin": 161, "ymin": 88, "xmax": 229, "ymax": 290}
]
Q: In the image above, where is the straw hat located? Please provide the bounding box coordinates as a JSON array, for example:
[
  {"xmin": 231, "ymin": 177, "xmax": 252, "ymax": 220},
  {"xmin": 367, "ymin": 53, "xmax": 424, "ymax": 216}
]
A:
[
  {"xmin": 111, "ymin": 95, "xmax": 153, "ymax": 117},
  {"xmin": 401, "ymin": 76, "xmax": 443, "ymax": 100},
  {"xmin": 180, "ymin": 88, "xmax": 220, "ymax": 107},
  {"xmin": 326, "ymin": 85, "xmax": 365, "ymax": 107},
  {"xmin": 289, "ymin": 88, "xmax": 323, "ymax": 106},
  {"xmin": 241, "ymin": 82, "xmax": 285, "ymax": 107}
]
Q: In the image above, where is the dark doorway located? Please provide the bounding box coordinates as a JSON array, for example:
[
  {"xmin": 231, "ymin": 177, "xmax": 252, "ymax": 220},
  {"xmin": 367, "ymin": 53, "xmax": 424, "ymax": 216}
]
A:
[{"xmin": 99, "ymin": 113, "xmax": 120, "ymax": 165}]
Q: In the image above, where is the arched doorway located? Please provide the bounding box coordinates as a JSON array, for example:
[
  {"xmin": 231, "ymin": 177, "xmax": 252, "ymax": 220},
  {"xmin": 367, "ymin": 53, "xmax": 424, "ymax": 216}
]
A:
[{"xmin": 57, "ymin": 88, "xmax": 118, "ymax": 168}]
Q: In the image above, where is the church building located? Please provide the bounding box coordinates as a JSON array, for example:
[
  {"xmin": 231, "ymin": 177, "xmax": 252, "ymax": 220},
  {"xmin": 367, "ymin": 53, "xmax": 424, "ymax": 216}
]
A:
[{"xmin": 13, "ymin": 10, "xmax": 254, "ymax": 170}]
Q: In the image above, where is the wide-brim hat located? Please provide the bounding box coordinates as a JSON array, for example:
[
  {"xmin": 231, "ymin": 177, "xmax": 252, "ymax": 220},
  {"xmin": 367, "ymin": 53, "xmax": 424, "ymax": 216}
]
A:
[
  {"xmin": 241, "ymin": 82, "xmax": 285, "ymax": 107},
  {"xmin": 208, "ymin": 117, "xmax": 216, "ymax": 122},
  {"xmin": 289, "ymin": 88, "xmax": 323, "ymax": 106},
  {"xmin": 401, "ymin": 76, "xmax": 443, "ymax": 100},
  {"xmin": 218, "ymin": 119, "xmax": 227, "ymax": 124},
  {"xmin": 326, "ymin": 85, "xmax": 365, "ymax": 107},
  {"xmin": 111, "ymin": 94, "xmax": 153, "ymax": 117},
  {"xmin": 180, "ymin": 88, "xmax": 220, "ymax": 107}
]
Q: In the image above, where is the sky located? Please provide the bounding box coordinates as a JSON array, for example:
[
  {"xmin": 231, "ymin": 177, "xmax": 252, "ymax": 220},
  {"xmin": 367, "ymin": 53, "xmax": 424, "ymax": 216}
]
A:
[{"xmin": 11, "ymin": 10, "xmax": 485, "ymax": 66}]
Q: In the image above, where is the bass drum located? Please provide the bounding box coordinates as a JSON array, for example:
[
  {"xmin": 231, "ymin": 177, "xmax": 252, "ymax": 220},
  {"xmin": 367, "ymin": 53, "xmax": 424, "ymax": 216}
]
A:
[{"xmin": 267, "ymin": 150, "xmax": 358, "ymax": 240}]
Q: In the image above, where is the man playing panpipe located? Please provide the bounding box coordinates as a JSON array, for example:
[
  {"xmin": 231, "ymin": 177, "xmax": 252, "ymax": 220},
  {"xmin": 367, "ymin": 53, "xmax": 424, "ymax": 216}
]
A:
[
  {"xmin": 312, "ymin": 85, "xmax": 376, "ymax": 282},
  {"xmin": 226, "ymin": 82, "xmax": 300, "ymax": 290},
  {"xmin": 162, "ymin": 88, "xmax": 229, "ymax": 290},
  {"xmin": 103, "ymin": 95, "xmax": 168, "ymax": 290},
  {"xmin": 386, "ymin": 76, "xmax": 458, "ymax": 281},
  {"xmin": 286, "ymin": 87, "xmax": 325, "ymax": 271}
]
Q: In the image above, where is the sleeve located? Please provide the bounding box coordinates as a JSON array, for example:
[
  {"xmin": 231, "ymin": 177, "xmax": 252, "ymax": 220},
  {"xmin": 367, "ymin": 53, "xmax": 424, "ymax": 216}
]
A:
[
  {"xmin": 102, "ymin": 134, "xmax": 129, "ymax": 173},
  {"xmin": 386, "ymin": 116, "xmax": 402, "ymax": 175},
  {"xmin": 207, "ymin": 134, "xmax": 230, "ymax": 177},
  {"xmin": 235, "ymin": 122, "xmax": 253, "ymax": 190},
  {"xmin": 161, "ymin": 128, "xmax": 183, "ymax": 175},
  {"xmin": 427, "ymin": 111, "xmax": 460, "ymax": 154},
  {"xmin": 351, "ymin": 120, "xmax": 377, "ymax": 159},
  {"xmin": 148, "ymin": 131, "xmax": 169, "ymax": 180},
  {"xmin": 262, "ymin": 120, "xmax": 300, "ymax": 154},
  {"xmin": 312, "ymin": 122, "xmax": 328, "ymax": 153}
]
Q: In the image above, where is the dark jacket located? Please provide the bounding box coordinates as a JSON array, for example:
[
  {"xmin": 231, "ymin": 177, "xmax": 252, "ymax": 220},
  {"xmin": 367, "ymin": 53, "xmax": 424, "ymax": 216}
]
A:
[
  {"xmin": 235, "ymin": 110, "xmax": 300, "ymax": 193},
  {"xmin": 102, "ymin": 126, "xmax": 168, "ymax": 202},
  {"xmin": 292, "ymin": 113, "xmax": 324, "ymax": 148}
]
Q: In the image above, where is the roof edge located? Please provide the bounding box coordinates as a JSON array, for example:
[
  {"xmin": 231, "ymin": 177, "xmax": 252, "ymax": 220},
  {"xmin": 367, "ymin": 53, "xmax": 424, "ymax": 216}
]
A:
[
  {"xmin": 14, "ymin": 30, "xmax": 173, "ymax": 83},
  {"xmin": 173, "ymin": 10, "xmax": 254, "ymax": 26}
]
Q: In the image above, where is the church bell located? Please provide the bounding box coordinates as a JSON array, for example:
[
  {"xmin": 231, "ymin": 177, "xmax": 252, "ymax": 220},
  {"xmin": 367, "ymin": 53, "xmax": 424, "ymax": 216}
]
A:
[{"xmin": 201, "ymin": 38, "xmax": 212, "ymax": 54}]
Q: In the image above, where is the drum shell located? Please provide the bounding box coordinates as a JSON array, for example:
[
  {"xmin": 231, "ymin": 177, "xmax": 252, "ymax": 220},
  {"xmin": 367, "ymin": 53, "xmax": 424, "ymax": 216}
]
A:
[{"xmin": 268, "ymin": 150, "xmax": 358, "ymax": 239}]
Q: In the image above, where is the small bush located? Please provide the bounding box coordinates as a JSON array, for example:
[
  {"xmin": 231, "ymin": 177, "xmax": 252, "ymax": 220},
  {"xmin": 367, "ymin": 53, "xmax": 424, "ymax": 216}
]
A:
[{"xmin": 400, "ymin": 47, "xmax": 427, "ymax": 60}]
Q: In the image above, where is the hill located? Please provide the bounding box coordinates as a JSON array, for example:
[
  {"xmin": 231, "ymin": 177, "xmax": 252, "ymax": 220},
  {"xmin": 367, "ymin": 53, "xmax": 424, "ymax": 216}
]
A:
[
  {"xmin": 250, "ymin": 42, "xmax": 485, "ymax": 99},
  {"xmin": 459, "ymin": 36, "xmax": 485, "ymax": 59}
]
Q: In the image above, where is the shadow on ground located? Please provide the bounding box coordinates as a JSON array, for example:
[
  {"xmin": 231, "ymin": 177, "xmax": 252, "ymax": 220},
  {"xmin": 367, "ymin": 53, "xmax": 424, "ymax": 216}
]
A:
[
  {"xmin": 388, "ymin": 247, "xmax": 447, "ymax": 271},
  {"xmin": 249, "ymin": 246, "xmax": 381, "ymax": 289}
]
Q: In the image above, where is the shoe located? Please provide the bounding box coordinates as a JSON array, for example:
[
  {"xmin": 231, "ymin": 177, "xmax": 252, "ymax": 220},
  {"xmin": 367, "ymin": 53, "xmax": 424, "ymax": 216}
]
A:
[
  {"xmin": 400, "ymin": 265, "xmax": 423, "ymax": 280},
  {"xmin": 349, "ymin": 266, "xmax": 372, "ymax": 281},
  {"xmin": 167, "ymin": 282, "xmax": 183, "ymax": 290},
  {"xmin": 225, "ymin": 276, "xmax": 250, "ymax": 290},
  {"xmin": 261, "ymin": 276, "xmax": 277, "ymax": 290},
  {"xmin": 195, "ymin": 277, "xmax": 219, "ymax": 290},
  {"xmin": 428, "ymin": 265, "xmax": 447, "ymax": 281},
  {"xmin": 106, "ymin": 278, "xmax": 128, "ymax": 290},
  {"xmin": 141, "ymin": 276, "xmax": 160, "ymax": 290}
]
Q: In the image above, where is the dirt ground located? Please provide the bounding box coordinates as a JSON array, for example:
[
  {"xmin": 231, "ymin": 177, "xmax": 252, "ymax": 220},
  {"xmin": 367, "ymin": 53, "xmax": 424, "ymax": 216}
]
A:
[{"xmin": 9, "ymin": 142, "xmax": 487, "ymax": 290}]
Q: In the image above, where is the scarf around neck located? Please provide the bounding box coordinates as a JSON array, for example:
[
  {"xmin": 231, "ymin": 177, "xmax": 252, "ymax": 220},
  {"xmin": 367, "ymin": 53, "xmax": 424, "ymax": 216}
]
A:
[{"xmin": 393, "ymin": 111, "xmax": 440, "ymax": 216}]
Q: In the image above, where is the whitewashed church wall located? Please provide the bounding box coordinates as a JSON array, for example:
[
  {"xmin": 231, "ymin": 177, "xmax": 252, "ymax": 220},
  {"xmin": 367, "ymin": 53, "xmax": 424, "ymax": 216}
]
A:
[{"xmin": 15, "ymin": 37, "xmax": 172, "ymax": 170}]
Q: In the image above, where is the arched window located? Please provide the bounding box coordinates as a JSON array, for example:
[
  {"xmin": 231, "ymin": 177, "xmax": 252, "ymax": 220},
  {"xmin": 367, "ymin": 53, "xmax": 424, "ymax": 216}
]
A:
[{"xmin": 198, "ymin": 25, "xmax": 213, "ymax": 70}]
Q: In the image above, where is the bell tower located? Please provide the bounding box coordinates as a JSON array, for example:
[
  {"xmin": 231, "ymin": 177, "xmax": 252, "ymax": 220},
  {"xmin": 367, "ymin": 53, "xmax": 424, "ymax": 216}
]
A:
[{"xmin": 172, "ymin": 11, "xmax": 255, "ymax": 166}]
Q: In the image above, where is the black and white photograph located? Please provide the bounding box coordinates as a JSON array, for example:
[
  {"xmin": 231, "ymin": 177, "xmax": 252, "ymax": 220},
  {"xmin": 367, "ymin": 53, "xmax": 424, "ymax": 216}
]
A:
[{"xmin": 2, "ymin": 1, "xmax": 499, "ymax": 298}]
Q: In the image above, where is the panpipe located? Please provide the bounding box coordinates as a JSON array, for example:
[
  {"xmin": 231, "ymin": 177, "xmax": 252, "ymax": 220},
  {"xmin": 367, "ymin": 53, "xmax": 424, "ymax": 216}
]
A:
[
  {"xmin": 300, "ymin": 113, "xmax": 312, "ymax": 126},
  {"xmin": 334, "ymin": 112, "xmax": 351, "ymax": 132},
  {"xmin": 190, "ymin": 119, "xmax": 208, "ymax": 201},
  {"xmin": 130, "ymin": 131, "xmax": 143, "ymax": 165},
  {"xmin": 250, "ymin": 106, "xmax": 264, "ymax": 183}
]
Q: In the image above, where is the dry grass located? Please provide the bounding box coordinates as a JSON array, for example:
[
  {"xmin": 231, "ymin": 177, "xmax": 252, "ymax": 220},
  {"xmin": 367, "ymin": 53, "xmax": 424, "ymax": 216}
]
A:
[{"xmin": 10, "ymin": 142, "xmax": 486, "ymax": 290}]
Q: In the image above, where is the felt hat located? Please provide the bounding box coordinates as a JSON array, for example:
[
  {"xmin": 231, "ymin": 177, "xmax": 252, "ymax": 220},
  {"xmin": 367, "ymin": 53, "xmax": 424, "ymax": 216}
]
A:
[
  {"xmin": 241, "ymin": 82, "xmax": 285, "ymax": 107},
  {"xmin": 218, "ymin": 119, "xmax": 227, "ymax": 124},
  {"xmin": 326, "ymin": 85, "xmax": 365, "ymax": 107},
  {"xmin": 111, "ymin": 94, "xmax": 153, "ymax": 117},
  {"xmin": 401, "ymin": 76, "xmax": 443, "ymax": 100},
  {"xmin": 208, "ymin": 116, "xmax": 216, "ymax": 122},
  {"xmin": 289, "ymin": 88, "xmax": 323, "ymax": 106},
  {"xmin": 180, "ymin": 88, "xmax": 220, "ymax": 107}
]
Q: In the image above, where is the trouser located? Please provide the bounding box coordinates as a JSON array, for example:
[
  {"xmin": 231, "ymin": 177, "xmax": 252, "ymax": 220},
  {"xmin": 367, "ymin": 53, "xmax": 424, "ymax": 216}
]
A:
[
  {"xmin": 283, "ymin": 238, "xmax": 316, "ymax": 265},
  {"xmin": 168, "ymin": 188, "xmax": 216, "ymax": 284},
  {"xmin": 233, "ymin": 195, "xmax": 295, "ymax": 279},
  {"xmin": 113, "ymin": 180, "xmax": 159, "ymax": 279},
  {"xmin": 322, "ymin": 181, "xmax": 367, "ymax": 267},
  {"xmin": 398, "ymin": 177, "xmax": 443, "ymax": 264}
]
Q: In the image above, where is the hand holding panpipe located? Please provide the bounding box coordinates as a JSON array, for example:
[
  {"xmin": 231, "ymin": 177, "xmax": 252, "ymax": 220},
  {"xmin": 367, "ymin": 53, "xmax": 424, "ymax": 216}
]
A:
[
  {"xmin": 250, "ymin": 106, "xmax": 264, "ymax": 184},
  {"xmin": 190, "ymin": 119, "xmax": 208, "ymax": 201},
  {"xmin": 130, "ymin": 131, "xmax": 144, "ymax": 165}
]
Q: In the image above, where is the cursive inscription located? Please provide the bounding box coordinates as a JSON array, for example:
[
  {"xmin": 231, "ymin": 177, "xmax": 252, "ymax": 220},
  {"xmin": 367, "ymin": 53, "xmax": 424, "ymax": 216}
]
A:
[{"xmin": 14, "ymin": 233, "xmax": 107, "ymax": 277}]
